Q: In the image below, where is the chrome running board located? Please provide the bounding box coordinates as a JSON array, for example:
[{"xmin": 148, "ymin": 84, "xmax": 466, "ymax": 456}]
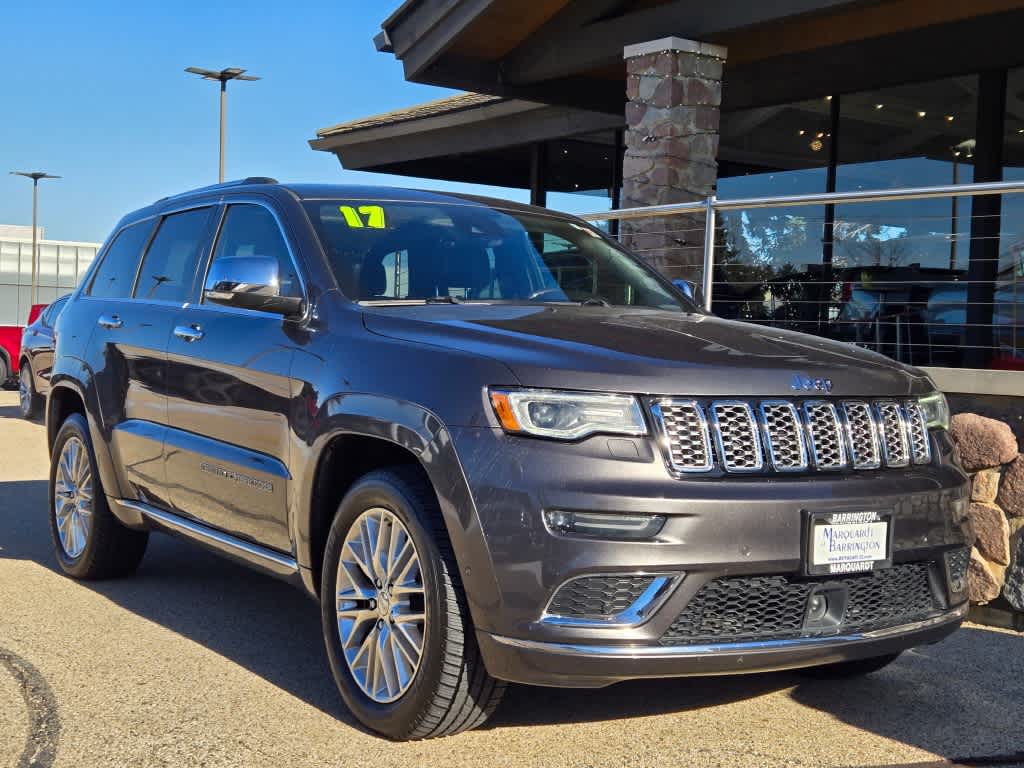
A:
[{"xmin": 113, "ymin": 499, "xmax": 299, "ymax": 578}]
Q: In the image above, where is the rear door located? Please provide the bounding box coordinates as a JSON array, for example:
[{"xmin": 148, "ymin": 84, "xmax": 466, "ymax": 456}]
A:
[{"xmin": 163, "ymin": 201, "xmax": 306, "ymax": 552}]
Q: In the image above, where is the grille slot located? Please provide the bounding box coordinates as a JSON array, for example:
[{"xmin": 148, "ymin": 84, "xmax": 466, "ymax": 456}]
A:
[
  {"xmin": 760, "ymin": 401, "xmax": 807, "ymax": 471},
  {"xmin": 660, "ymin": 562, "xmax": 941, "ymax": 646},
  {"xmin": 877, "ymin": 402, "xmax": 910, "ymax": 468},
  {"xmin": 903, "ymin": 402, "xmax": 931, "ymax": 464},
  {"xmin": 803, "ymin": 401, "xmax": 847, "ymax": 469},
  {"xmin": 843, "ymin": 402, "xmax": 882, "ymax": 469},
  {"xmin": 710, "ymin": 402, "xmax": 763, "ymax": 472},
  {"xmin": 649, "ymin": 397, "xmax": 932, "ymax": 475},
  {"xmin": 651, "ymin": 400, "xmax": 713, "ymax": 472},
  {"xmin": 546, "ymin": 575, "xmax": 656, "ymax": 618}
]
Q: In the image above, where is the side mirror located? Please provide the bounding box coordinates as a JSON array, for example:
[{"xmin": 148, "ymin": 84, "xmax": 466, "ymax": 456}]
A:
[
  {"xmin": 203, "ymin": 256, "xmax": 304, "ymax": 317},
  {"xmin": 672, "ymin": 278, "xmax": 704, "ymax": 307}
]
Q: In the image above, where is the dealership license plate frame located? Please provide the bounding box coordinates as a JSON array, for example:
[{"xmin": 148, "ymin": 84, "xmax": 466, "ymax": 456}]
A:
[{"xmin": 804, "ymin": 510, "xmax": 894, "ymax": 576}]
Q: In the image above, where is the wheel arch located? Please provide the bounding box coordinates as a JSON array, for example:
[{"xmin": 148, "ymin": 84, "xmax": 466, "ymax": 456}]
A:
[{"xmin": 294, "ymin": 393, "xmax": 501, "ymax": 624}]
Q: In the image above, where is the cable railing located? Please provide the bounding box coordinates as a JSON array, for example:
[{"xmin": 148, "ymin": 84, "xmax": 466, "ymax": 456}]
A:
[{"xmin": 580, "ymin": 179, "xmax": 1024, "ymax": 373}]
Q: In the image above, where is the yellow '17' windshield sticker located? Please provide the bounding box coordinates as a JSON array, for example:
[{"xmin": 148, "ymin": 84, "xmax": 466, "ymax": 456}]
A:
[{"xmin": 339, "ymin": 205, "xmax": 386, "ymax": 228}]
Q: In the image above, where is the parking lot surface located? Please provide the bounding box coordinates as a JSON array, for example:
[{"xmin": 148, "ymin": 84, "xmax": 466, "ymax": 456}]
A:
[{"xmin": 1, "ymin": 390, "xmax": 1022, "ymax": 768}]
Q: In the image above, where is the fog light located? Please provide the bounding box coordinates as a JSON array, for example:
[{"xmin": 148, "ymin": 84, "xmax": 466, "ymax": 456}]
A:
[{"xmin": 543, "ymin": 510, "xmax": 665, "ymax": 540}]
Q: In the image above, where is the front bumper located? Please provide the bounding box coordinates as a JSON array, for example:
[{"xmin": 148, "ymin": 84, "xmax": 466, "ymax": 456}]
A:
[
  {"xmin": 448, "ymin": 426, "xmax": 970, "ymax": 686},
  {"xmin": 477, "ymin": 603, "xmax": 967, "ymax": 687}
]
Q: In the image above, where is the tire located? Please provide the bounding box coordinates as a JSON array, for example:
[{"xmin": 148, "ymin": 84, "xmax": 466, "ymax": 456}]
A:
[
  {"xmin": 48, "ymin": 413, "xmax": 148, "ymax": 579},
  {"xmin": 797, "ymin": 652, "xmax": 902, "ymax": 679},
  {"xmin": 320, "ymin": 466, "xmax": 506, "ymax": 740},
  {"xmin": 18, "ymin": 363, "xmax": 41, "ymax": 419},
  {"xmin": 0, "ymin": 355, "xmax": 9, "ymax": 388}
]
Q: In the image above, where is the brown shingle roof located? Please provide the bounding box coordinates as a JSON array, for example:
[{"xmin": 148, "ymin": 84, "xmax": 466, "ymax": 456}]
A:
[{"xmin": 316, "ymin": 92, "xmax": 504, "ymax": 138}]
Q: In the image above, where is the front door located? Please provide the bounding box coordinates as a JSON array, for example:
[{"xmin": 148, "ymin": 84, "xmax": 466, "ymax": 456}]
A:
[{"xmin": 163, "ymin": 202, "xmax": 306, "ymax": 552}]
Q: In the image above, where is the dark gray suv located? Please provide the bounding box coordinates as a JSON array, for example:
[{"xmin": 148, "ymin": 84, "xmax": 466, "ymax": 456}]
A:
[{"xmin": 46, "ymin": 179, "xmax": 970, "ymax": 740}]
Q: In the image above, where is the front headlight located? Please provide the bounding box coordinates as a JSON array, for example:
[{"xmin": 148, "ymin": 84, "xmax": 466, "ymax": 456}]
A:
[
  {"xmin": 489, "ymin": 388, "xmax": 647, "ymax": 440},
  {"xmin": 918, "ymin": 391, "xmax": 950, "ymax": 430}
]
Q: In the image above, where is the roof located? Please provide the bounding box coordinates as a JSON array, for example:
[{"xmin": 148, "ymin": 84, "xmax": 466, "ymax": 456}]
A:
[{"xmin": 316, "ymin": 92, "xmax": 504, "ymax": 138}]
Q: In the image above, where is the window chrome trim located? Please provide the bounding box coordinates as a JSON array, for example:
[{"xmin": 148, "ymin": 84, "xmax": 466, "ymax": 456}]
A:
[
  {"xmin": 198, "ymin": 197, "xmax": 311, "ymax": 322},
  {"xmin": 539, "ymin": 574, "xmax": 681, "ymax": 628},
  {"xmin": 758, "ymin": 400, "xmax": 808, "ymax": 472}
]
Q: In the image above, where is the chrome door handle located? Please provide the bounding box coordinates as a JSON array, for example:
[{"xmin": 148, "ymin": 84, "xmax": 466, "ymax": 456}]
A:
[
  {"xmin": 97, "ymin": 314, "xmax": 123, "ymax": 329},
  {"xmin": 173, "ymin": 325, "xmax": 204, "ymax": 343}
]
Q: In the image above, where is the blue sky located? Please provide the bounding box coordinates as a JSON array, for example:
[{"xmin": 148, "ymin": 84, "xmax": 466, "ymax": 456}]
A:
[{"xmin": 0, "ymin": 0, "xmax": 539, "ymax": 242}]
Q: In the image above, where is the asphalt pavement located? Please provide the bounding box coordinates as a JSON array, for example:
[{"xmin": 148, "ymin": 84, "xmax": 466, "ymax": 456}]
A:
[{"xmin": 1, "ymin": 390, "xmax": 1022, "ymax": 768}]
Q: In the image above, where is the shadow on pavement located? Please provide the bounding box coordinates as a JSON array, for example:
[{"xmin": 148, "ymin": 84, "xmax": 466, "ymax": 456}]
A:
[{"xmin": 3, "ymin": 471, "xmax": 1024, "ymax": 756}]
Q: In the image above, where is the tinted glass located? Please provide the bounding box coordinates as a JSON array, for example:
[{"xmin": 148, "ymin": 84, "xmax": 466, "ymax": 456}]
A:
[
  {"xmin": 88, "ymin": 221, "xmax": 154, "ymax": 298},
  {"xmin": 209, "ymin": 205, "xmax": 301, "ymax": 299},
  {"xmin": 304, "ymin": 200, "xmax": 690, "ymax": 311},
  {"xmin": 135, "ymin": 208, "xmax": 214, "ymax": 302},
  {"xmin": 42, "ymin": 294, "xmax": 70, "ymax": 325}
]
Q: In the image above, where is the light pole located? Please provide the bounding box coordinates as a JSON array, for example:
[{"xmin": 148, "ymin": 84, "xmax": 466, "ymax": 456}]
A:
[
  {"xmin": 10, "ymin": 171, "xmax": 61, "ymax": 306},
  {"xmin": 185, "ymin": 67, "xmax": 261, "ymax": 182}
]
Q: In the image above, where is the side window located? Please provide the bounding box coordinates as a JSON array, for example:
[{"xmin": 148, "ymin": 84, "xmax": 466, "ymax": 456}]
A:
[
  {"xmin": 87, "ymin": 221, "xmax": 154, "ymax": 298},
  {"xmin": 134, "ymin": 208, "xmax": 214, "ymax": 302},
  {"xmin": 208, "ymin": 204, "xmax": 302, "ymax": 299},
  {"xmin": 42, "ymin": 295, "xmax": 69, "ymax": 326}
]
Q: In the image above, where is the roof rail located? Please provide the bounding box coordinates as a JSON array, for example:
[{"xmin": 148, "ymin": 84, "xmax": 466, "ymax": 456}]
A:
[{"xmin": 154, "ymin": 177, "xmax": 279, "ymax": 205}]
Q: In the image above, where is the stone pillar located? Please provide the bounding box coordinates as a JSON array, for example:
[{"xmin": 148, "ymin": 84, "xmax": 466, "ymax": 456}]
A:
[{"xmin": 621, "ymin": 37, "xmax": 726, "ymax": 282}]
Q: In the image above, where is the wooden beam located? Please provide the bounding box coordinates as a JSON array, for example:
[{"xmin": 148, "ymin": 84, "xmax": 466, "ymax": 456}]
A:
[{"xmin": 498, "ymin": 0, "xmax": 865, "ymax": 85}]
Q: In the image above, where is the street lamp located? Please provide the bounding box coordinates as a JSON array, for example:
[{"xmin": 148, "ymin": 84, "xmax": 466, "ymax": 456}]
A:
[
  {"xmin": 185, "ymin": 66, "xmax": 261, "ymax": 183},
  {"xmin": 9, "ymin": 171, "xmax": 61, "ymax": 306}
]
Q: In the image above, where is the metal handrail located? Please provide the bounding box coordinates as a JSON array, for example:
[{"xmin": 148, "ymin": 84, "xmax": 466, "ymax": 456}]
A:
[{"xmin": 578, "ymin": 179, "xmax": 1024, "ymax": 311}]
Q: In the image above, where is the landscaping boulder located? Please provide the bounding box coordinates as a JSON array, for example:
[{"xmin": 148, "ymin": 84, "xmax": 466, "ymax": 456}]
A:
[
  {"xmin": 950, "ymin": 414, "xmax": 1019, "ymax": 471},
  {"xmin": 965, "ymin": 502, "xmax": 1011, "ymax": 565},
  {"xmin": 967, "ymin": 547, "xmax": 1006, "ymax": 604},
  {"xmin": 996, "ymin": 455, "xmax": 1024, "ymax": 517},
  {"xmin": 971, "ymin": 468, "xmax": 1001, "ymax": 504}
]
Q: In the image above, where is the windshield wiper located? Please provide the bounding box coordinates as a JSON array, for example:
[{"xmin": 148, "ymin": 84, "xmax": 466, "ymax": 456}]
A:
[
  {"xmin": 579, "ymin": 297, "xmax": 611, "ymax": 307},
  {"xmin": 424, "ymin": 295, "xmax": 463, "ymax": 304}
]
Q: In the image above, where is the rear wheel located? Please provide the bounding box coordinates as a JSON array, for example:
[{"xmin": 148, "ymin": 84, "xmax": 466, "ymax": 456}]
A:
[
  {"xmin": 321, "ymin": 466, "xmax": 506, "ymax": 740},
  {"xmin": 798, "ymin": 652, "xmax": 902, "ymax": 679},
  {"xmin": 0, "ymin": 355, "xmax": 9, "ymax": 388},
  {"xmin": 49, "ymin": 413, "xmax": 148, "ymax": 579},
  {"xmin": 18, "ymin": 364, "xmax": 41, "ymax": 419}
]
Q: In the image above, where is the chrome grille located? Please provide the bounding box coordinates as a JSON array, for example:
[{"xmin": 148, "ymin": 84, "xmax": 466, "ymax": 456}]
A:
[
  {"xmin": 651, "ymin": 400, "xmax": 712, "ymax": 472},
  {"xmin": 877, "ymin": 402, "xmax": 910, "ymax": 468},
  {"xmin": 843, "ymin": 402, "xmax": 881, "ymax": 470},
  {"xmin": 903, "ymin": 402, "xmax": 931, "ymax": 464},
  {"xmin": 650, "ymin": 397, "xmax": 933, "ymax": 476},
  {"xmin": 710, "ymin": 402, "xmax": 763, "ymax": 472},
  {"xmin": 803, "ymin": 401, "xmax": 847, "ymax": 469},
  {"xmin": 759, "ymin": 402, "xmax": 807, "ymax": 471}
]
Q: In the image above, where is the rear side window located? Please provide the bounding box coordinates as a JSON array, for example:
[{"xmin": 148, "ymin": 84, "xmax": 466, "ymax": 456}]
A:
[
  {"xmin": 135, "ymin": 208, "xmax": 215, "ymax": 302},
  {"xmin": 88, "ymin": 221, "xmax": 154, "ymax": 298},
  {"xmin": 208, "ymin": 204, "xmax": 302, "ymax": 299},
  {"xmin": 42, "ymin": 295, "xmax": 70, "ymax": 325}
]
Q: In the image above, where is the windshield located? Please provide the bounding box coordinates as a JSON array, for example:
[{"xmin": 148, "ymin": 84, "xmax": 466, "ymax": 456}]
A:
[{"xmin": 303, "ymin": 199, "xmax": 692, "ymax": 311}]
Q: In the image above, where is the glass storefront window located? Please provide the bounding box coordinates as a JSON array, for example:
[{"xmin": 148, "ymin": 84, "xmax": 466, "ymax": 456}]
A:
[{"xmin": 998, "ymin": 67, "xmax": 1024, "ymax": 368}]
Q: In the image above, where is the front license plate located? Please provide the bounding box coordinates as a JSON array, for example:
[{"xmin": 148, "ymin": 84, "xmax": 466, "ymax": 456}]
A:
[{"xmin": 806, "ymin": 511, "xmax": 892, "ymax": 575}]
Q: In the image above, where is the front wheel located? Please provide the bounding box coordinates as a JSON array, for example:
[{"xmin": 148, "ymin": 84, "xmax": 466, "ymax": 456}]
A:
[{"xmin": 320, "ymin": 467, "xmax": 506, "ymax": 740}]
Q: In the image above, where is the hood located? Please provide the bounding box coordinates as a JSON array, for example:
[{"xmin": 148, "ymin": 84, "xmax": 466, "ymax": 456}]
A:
[{"xmin": 361, "ymin": 304, "xmax": 932, "ymax": 398}]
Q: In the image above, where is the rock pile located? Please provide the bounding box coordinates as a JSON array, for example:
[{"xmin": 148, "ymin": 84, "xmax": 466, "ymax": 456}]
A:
[{"xmin": 949, "ymin": 413, "xmax": 1024, "ymax": 609}]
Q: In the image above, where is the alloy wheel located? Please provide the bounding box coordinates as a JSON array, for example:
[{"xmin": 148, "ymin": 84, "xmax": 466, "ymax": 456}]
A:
[
  {"xmin": 18, "ymin": 367, "xmax": 31, "ymax": 413},
  {"xmin": 335, "ymin": 507, "xmax": 426, "ymax": 703},
  {"xmin": 54, "ymin": 436, "xmax": 93, "ymax": 558}
]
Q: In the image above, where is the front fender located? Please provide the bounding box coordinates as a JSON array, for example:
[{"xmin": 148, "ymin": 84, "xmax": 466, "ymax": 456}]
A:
[{"xmin": 292, "ymin": 392, "xmax": 502, "ymax": 628}]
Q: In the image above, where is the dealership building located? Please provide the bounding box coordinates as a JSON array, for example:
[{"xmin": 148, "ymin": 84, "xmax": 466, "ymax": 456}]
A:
[{"xmin": 311, "ymin": 0, "xmax": 1024, "ymax": 378}]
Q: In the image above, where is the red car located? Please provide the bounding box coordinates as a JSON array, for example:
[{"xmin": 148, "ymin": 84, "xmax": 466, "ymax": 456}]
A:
[{"xmin": 0, "ymin": 303, "xmax": 48, "ymax": 392}]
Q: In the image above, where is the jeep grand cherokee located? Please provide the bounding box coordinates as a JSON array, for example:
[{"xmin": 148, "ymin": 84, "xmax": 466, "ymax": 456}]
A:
[{"xmin": 45, "ymin": 178, "xmax": 970, "ymax": 740}]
